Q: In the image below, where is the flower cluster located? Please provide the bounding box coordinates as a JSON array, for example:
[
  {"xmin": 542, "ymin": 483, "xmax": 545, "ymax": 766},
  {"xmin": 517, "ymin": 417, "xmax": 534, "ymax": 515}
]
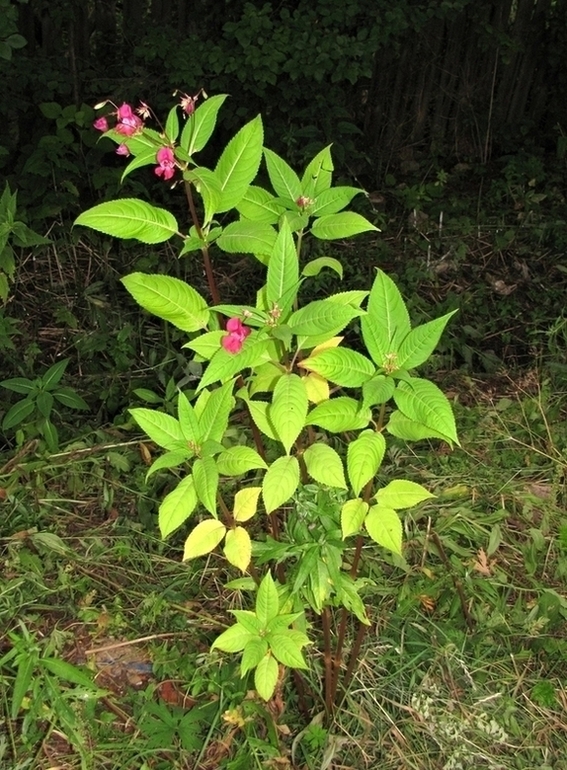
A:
[{"xmin": 221, "ymin": 317, "xmax": 251, "ymax": 354}]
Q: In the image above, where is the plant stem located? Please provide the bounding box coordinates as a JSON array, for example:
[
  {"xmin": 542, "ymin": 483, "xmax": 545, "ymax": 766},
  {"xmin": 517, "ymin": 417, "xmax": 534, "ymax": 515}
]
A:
[
  {"xmin": 321, "ymin": 606, "xmax": 335, "ymax": 716},
  {"xmin": 183, "ymin": 180, "xmax": 220, "ymax": 305},
  {"xmin": 338, "ymin": 615, "xmax": 369, "ymax": 702}
]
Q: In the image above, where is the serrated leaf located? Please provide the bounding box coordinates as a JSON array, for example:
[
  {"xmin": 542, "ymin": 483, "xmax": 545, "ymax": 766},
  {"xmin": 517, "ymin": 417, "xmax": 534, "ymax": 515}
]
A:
[
  {"xmin": 215, "ymin": 115, "xmax": 264, "ymax": 212},
  {"xmin": 362, "ymin": 375, "xmax": 396, "ymax": 408},
  {"xmin": 183, "ymin": 518, "xmax": 226, "ymax": 560},
  {"xmin": 386, "ymin": 409, "xmax": 450, "ymax": 442},
  {"xmin": 245, "ymin": 398, "xmax": 278, "ymax": 440},
  {"xmin": 301, "ymin": 145, "xmax": 333, "ymax": 198},
  {"xmin": 312, "ymin": 186, "xmax": 364, "ymax": 216},
  {"xmin": 183, "ymin": 330, "xmax": 224, "ymax": 360},
  {"xmin": 129, "ymin": 408, "xmax": 185, "ymax": 450},
  {"xmin": 306, "ymin": 397, "xmax": 371, "ymax": 433},
  {"xmin": 217, "ymin": 447, "xmax": 267, "ymax": 476},
  {"xmin": 341, "ymin": 498, "xmax": 369, "ymax": 538},
  {"xmin": 75, "ymin": 199, "xmax": 178, "ymax": 244},
  {"xmin": 159, "ymin": 475, "xmax": 198, "ymax": 538},
  {"xmin": 211, "ymin": 623, "xmax": 254, "ymax": 653},
  {"xmin": 269, "ymin": 634, "xmax": 308, "ymax": 669},
  {"xmin": 198, "ymin": 334, "xmax": 270, "ymax": 391},
  {"xmin": 361, "ymin": 270, "xmax": 411, "ymax": 368},
  {"xmin": 300, "ymin": 347, "xmax": 375, "ymax": 388},
  {"xmin": 255, "ymin": 653, "xmax": 279, "ymax": 701},
  {"xmin": 146, "ymin": 449, "xmax": 192, "ymax": 480},
  {"xmin": 122, "ymin": 273, "xmax": 209, "ymax": 332},
  {"xmin": 216, "ymin": 220, "xmax": 277, "ymax": 260},
  {"xmin": 177, "ymin": 391, "xmax": 200, "ymax": 443},
  {"xmin": 241, "ymin": 637, "xmax": 269, "ymax": 675},
  {"xmin": 376, "ymin": 479, "xmax": 435, "ymax": 509},
  {"xmin": 262, "ymin": 456, "xmax": 300, "ymax": 513},
  {"xmin": 224, "ymin": 526, "xmax": 252, "ymax": 572},
  {"xmin": 120, "ymin": 148, "xmax": 157, "ymax": 182},
  {"xmin": 269, "ymin": 374, "xmax": 308, "ymax": 454},
  {"xmin": 311, "ymin": 211, "xmax": 378, "ymax": 240},
  {"xmin": 288, "ymin": 299, "xmax": 360, "ymax": 338},
  {"xmin": 233, "ymin": 487, "xmax": 262, "ymax": 522},
  {"xmin": 365, "ymin": 505, "xmax": 402, "ymax": 555},
  {"xmin": 236, "ymin": 185, "xmax": 285, "ymax": 224},
  {"xmin": 347, "ymin": 430, "xmax": 386, "ymax": 496},
  {"xmin": 393, "ymin": 378, "xmax": 459, "ymax": 446},
  {"xmin": 303, "ymin": 444, "xmax": 346, "ymax": 489},
  {"xmin": 184, "ymin": 167, "xmax": 222, "ymax": 226},
  {"xmin": 192, "ymin": 456, "xmax": 219, "ymax": 516},
  {"xmin": 181, "ymin": 94, "xmax": 228, "ymax": 155},
  {"xmin": 264, "ymin": 148, "xmax": 302, "ymax": 202},
  {"xmin": 197, "ymin": 379, "xmax": 236, "ymax": 444},
  {"xmin": 249, "ymin": 361, "xmax": 283, "ymax": 395},
  {"xmin": 165, "ymin": 105, "xmax": 180, "ymax": 142},
  {"xmin": 266, "ymin": 220, "xmax": 299, "ymax": 312},
  {"xmin": 303, "ymin": 372, "xmax": 329, "ymax": 404},
  {"xmin": 256, "ymin": 572, "xmax": 280, "ymax": 626},
  {"xmin": 397, "ymin": 310, "xmax": 458, "ymax": 370},
  {"xmin": 301, "ymin": 256, "xmax": 343, "ymax": 279}
]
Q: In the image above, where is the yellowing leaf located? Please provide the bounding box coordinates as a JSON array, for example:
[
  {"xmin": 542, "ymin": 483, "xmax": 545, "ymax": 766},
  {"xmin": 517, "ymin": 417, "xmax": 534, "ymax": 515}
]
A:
[
  {"xmin": 364, "ymin": 504, "xmax": 402, "ymax": 555},
  {"xmin": 224, "ymin": 527, "xmax": 252, "ymax": 572},
  {"xmin": 310, "ymin": 336, "xmax": 343, "ymax": 356},
  {"xmin": 183, "ymin": 519, "xmax": 226, "ymax": 561},
  {"xmin": 234, "ymin": 487, "xmax": 262, "ymax": 522},
  {"xmin": 303, "ymin": 372, "xmax": 329, "ymax": 404},
  {"xmin": 341, "ymin": 498, "xmax": 369, "ymax": 538}
]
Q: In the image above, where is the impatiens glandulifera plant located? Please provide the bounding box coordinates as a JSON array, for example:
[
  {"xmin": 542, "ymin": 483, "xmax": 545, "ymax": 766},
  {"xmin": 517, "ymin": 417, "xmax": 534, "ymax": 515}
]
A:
[{"xmin": 74, "ymin": 95, "xmax": 459, "ymax": 708}]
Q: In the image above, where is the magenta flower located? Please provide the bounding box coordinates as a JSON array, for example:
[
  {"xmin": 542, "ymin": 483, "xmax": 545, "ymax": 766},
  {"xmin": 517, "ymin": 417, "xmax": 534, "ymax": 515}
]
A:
[
  {"xmin": 93, "ymin": 116, "xmax": 109, "ymax": 132},
  {"xmin": 115, "ymin": 103, "xmax": 143, "ymax": 136},
  {"xmin": 154, "ymin": 147, "xmax": 176, "ymax": 180},
  {"xmin": 222, "ymin": 317, "xmax": 251, "ymax": 354},
  {"xmin": 116, "ymin": 143, "xmax": 130, "ymax": 157}
]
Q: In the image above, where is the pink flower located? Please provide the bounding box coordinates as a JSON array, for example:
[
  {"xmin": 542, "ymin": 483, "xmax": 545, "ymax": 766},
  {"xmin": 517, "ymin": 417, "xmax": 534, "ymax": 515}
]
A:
[
  {"xmin": 93, "ymin": 116, "xmax": 109, "ymax": 132},
  {"xmin": 222, "ymin": 317, "xmax": 251, "ymax": 354},
  {"xmin": 154, "ymin": 146, "xmax": 176, "ymax": 180},
  {"xmin": 115, "ymin": 103, "xmax": 143, "ymax": 136},
  {"xmin": 116, "ymin": 143, "xmax": 130, "ymax": 157}
]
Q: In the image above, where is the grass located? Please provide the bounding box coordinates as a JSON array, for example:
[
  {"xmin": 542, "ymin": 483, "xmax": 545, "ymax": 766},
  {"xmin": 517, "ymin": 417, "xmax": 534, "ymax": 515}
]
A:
[{"xmin": 1, "ymin": 373, "xmax": 566, "ymax": 769}]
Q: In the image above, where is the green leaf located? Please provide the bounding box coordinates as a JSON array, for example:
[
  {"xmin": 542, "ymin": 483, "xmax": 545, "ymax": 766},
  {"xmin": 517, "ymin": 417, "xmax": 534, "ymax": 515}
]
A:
[
  {"xmin": 122, "ymin": 273, "xmax": 209, "ymax": 333},
  {"xmin": 365, "ymin": 505, "xmax": 402, "ymax": 555},
  {"xmin": 255, "ymin": 653, "xmax": 279, "ymax": 701},
  {"xmin": 41, "ymin": 419, "xmax": 58, "ymax": 451},
  {"xmin": 303, "ymin": 444, "xmax": 346, "ymax": 489},
  {"xmin": 53, "ymin": 387, "xmax": 89, "ymax": 410},
  {"xmin": 386, "ymin": 410, "xmax": 450, "ymax": 443},
  {"xmin": 146, "ymin": 449, "xmax": 193, "ymax": 480},
  {"xmin": 236, "ymin": 185, "xmax": 285, "ymax": 224},
  {"xmin": 362, "ymin": 375, "xmax": 396, "ymax": 409},
  {"xmin": 183, "ymin": 518, "xmax": 226, "ymax": 560},
  {"xmin": 301, "ymin": 347, "xmax": 375, "ymax": 388},
  {"xmin": 184, "ymin": 167, "xmax": 222, "ymax": 226},
  {"xmin": 36, "ymin": 391, "xmax": 53, "ymax": 418},
  {"xmin": 10, "ymin": 223, "xmax": 51, "ymax": 248},
  {"xmin": 256, "ymin": 572, "xmax": 280, "ymax": 626},
  {"xmin": 397, "ymin": 310, "xmax": 458, "ymax": 370},
  {"xmin": 216, "ymin": 220, "xmax": 277, "ymax": 262},
  {"xmin": 361, "ymin": 270, "xmax": 411, "ymax": 369},
  {"xmin": 198, "ymin": 379, "xmax": 236, "ymax": 443},
  {"xmin": 269, "ymin": 634, "xmax": 308, "ymax": 669},
  {"xmin": 301, "ymin": 256, "xmax": 343, "ymax": 279},
  {"xmin": 159, "ymin": 475, "xmax": 198, "ymax": 538},
  {"xmin": 192, "ymin": 456, "xmax": 219, "ymax": 516},
  {"xmin": 341, "ymin": 498, "xmax": 369, "ymax": 538},
  {"xmin": 266, "ymin": 220, "xmax": 299, "ymax": 312},
  {"xmin": 11, "ymin": 653, "xmax": 36, "ymax": 719},
  {"xmin": 75, "ymin": 199, "xmax": 178, "ymax": 244},
  {"xmin": 165, "ymin": 106, "xmax": 180, "ymax": 142},
  {"xmin": 376, "ymin": 479, "xmax": 435, "ymax": 509},
  {"xmin": 129, "ymin": 408, "xmax": 185, "ymax": 450},
  {"xmin": 241, "ymin": 638, "xmax": 269, "ymax": 675},
  {"xmin": 311, "ymin": 212, "xmax": 378, "ymax": 240},
  {"xmin": 262, "ymin": 455, "xmax": 300, "ymax": 513},
  {"xmin": 42, "ymin": 358, "xmax": 69, "ymax": 389},
  {"xmin": 269, "ymin": 374, "xmax": 308, "ymax": 454},
  {"xmin": 216, "ymin": 446, "xmax": 267, "ymax": 475},
  {"xmin": 224, "ymin": 526, "xmax": 252, "ymax": 572},
  {"xmin": 211, "ymin": 624, "xmax": 255, "ymax": 653},
  {"xmin": 198, "ymin": 334, "xmax": 270, "ymax": 391},
  {"xmin": 0, "ymin": 377, "xmax": 34, "ymax": 395},
  {"xmin": 393, "ymin": 378, "xmax": 459, "ymax": 446},
  {"xmin": 306, "ymin": 397, "xmax": 371, "ymax": 433},
  {"xmin": 232, "ymin": 610, "xmax": 263, "ymax": 634},
  {"xmin": 264, "ymin": 148, "xmax": 302, "ymax": 202},
  {"xmin": 120, "ymin": 148, "xmax": 158, "ymax": 182},
  {"xmin": 312, "ymin": 187, "xmax": 364, "ymax": 216},
  {"xmin": 288, "ymin": 299, "xmax": 361, "ymax": 338},
  {"xmin": 2, "ymin": 398, "xmax": 35, "ymax": 430},
  {"xmin": 180, "ymin": 94, "xmax": 228, "ymax": 155},
  {"xmin": 183, "ymin": 330, "xmax": 224, "ymax": 360},
  {"xmin": 215, "ymin": 115, "xmax": 264, "ymax": 212},
  {"xmin": 233, "ymin": 487, "xmax": 262, "ymax": 522},
  {"xmin": 347, "ymin": 430, "xmax": 386, "ymax": 496},
  {"xmin": 244, "ymin": 397, "xmax": 278, "ymax": 441},
  {"xmin": 177, "ymin": 391, "xmax": 200, "ymax": 443},
  {"xmin": 301, "ymin": 145, "xmax": 334, "ymax": 198},
  {"xmin": 335, "ymin": 573, "xmax": 370, "ymax": 625},
  {"xmin": 41, "ymin": 658, "xmax": 97, "ymax": 689}
]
